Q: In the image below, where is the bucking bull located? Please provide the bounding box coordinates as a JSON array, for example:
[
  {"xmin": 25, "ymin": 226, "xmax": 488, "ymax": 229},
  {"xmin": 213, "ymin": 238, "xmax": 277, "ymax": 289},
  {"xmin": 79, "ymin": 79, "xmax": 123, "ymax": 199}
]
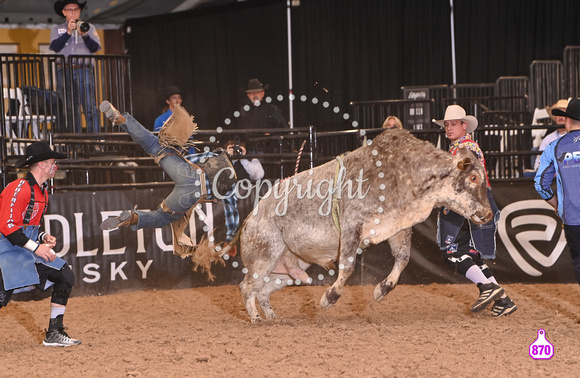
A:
[{"xmin": 234, "ymin": 128, "xmax": 492, "ymax": 323}]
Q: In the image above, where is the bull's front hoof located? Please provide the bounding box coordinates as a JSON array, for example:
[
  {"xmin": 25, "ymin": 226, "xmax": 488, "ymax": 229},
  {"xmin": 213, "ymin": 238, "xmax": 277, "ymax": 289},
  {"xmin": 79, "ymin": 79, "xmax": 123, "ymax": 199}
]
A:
[
  {"xmin": 320, "ymin": 288, "xmax": 340, "ymax": 309},
  {"xmin": 250, "ymin": 315, "xmax": 264, "ymax": 324},
  {"xmin": 373, "ymin": 282, "xmax": 395, "ymax": 302}
]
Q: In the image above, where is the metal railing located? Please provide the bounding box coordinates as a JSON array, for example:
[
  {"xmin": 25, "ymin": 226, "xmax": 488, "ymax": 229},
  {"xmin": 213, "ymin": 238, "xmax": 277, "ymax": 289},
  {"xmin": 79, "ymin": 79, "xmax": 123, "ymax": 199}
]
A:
[
  {"xmin": 1, "ymin": 53, "xmax": 131, "ymax": 142},
  {"xmin": 2, "ymin": 122, "xmax": 543, "ymax": 192},
  {"xmin": 563, "ymin": 46, "xmax": 580, "ymax": 99},
  {"xmin": 529, "ymin": 60, "xmax": 564, "ymax": 110}
]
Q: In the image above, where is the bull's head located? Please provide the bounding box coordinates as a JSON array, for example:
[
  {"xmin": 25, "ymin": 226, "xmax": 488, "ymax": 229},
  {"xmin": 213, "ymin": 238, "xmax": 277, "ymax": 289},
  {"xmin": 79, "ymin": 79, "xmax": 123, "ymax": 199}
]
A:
[{"xmin": 448, "ymin": 146, "xmax": 493, "ymax": 225}]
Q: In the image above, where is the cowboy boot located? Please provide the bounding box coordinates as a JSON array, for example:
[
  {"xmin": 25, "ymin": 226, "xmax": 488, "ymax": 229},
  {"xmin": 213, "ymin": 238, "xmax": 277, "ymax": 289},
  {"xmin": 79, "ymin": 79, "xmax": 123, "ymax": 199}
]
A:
[
  {"xmin": 100, "ymin": 210, "xmax": 138, "ymax": 230},
  {"xmin": 100, "ymin": 101, "xmax": 125, "ymax": 124}
]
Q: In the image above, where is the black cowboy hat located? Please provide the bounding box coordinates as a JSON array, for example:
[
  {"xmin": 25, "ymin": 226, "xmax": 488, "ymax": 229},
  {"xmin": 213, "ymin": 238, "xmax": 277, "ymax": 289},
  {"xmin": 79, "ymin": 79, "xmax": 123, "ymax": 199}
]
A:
[
  {"xmin": 15, "ymin": 142, "xmax": 67, "ymax": 168},
  {"xmin": 54, "ymin": 0, "xmax": 86, "ymax": 18},
  {"xmin": 245, "ymin": 78, "xmax": 269, "ymax": 93},
  {"xmin": 552, "ymin": 98, "xmax": 580, "ymax": 122},
  {"xmin": 163, "ymin": 85, "xmax": 183, "ymax": 100}
]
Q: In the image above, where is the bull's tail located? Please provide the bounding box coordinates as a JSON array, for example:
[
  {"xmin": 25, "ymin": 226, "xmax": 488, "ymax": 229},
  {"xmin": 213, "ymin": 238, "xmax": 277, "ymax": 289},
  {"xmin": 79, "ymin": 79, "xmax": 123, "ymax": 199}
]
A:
[
  {"xmin": 191, "ymin": 219, "xmax": 246, "ymax": 280},
  {"xmin": 189, "ymin": 234, "xmax": 225, "ymax": 282}
]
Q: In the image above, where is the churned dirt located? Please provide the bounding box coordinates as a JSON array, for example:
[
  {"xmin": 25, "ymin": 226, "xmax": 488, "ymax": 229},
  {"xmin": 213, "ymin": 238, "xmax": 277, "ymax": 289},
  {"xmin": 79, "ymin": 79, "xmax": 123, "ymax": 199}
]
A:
[{"xmin": 1, "ymin": 283, "xmax": 579, "ymax": 377}]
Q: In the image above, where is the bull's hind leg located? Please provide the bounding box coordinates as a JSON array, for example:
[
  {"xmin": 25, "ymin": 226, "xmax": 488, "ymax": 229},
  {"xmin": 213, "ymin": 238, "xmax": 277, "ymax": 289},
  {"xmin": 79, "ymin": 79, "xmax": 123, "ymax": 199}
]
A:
[
  {"xmin": 374, "ymin": 228, "xmax": 412, "ymax": 302},
  {"xmin": 239, "ymin": 226, "xmax": 287, "ymax": 323},
  {"xmin": 255, "ymin": 273, "xmax": 292, "ymax": 320},
  {"xmin": 320, "ymin": 225, "xmax": 361, "ymax": 309},
  {"xmin": 239, "ymin": 275, "xmax": 262, "ymax": 323}
]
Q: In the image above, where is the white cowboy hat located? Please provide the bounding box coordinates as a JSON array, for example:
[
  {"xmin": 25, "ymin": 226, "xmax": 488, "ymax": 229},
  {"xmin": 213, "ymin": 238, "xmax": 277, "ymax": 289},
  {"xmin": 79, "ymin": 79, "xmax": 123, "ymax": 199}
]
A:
[{"xmin": 434, "ymin": 105, "xmax": 478, "ymax": 134}]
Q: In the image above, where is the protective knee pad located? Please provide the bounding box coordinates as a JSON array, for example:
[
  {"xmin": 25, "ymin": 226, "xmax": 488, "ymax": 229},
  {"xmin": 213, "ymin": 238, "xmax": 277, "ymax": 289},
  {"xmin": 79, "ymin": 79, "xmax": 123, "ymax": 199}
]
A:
[
  {"xmin": 445, "ymin": 253, "xmax": 476, "ymax": 276},
  {"xmin": 51, "ymin": 287, "xmax": 72, "ymax": 306},
  {"xmin": 60, "ymin": 264, "xmax": 76, "ymax": 287},
  {"xmin": 50, "ymin": 265, "xmax": 75, "ymax": 306}
]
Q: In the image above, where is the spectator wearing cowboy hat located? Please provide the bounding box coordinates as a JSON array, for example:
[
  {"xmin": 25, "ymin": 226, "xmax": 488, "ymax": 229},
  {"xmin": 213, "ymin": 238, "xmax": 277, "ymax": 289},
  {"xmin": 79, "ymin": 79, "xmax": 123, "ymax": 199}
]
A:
[
  {"xmin": 435, "ymin": 104, "xmax": 517, "ymax": 318},
  {"xmin": 535, "ymin": 98, "xmax": 580, "ymax": 285},
  {"xmin": 49, "ymin": 0, "xmax": 101, "ymax": 133},
  {"xmin": 154, "ymin": 85, "xmax": 184, "ymax": 132},
  {"xmin": 0, "ymin": 142, "xmax": 81, "ymax": 347},
  {"xmin": 239, "ymin": 78, "xmax": 287, "ymax": 130},
  {"xmin": 533, "ymin": 99, "xmax": 570, "ymax": 170}
]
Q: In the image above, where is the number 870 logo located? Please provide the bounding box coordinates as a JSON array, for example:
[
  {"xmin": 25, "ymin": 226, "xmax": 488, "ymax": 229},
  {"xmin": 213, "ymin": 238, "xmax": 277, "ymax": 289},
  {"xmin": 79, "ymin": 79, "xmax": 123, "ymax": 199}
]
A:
[{"xmin": 529, "ymin": 329, "xmax": 554, "ymax": 360}]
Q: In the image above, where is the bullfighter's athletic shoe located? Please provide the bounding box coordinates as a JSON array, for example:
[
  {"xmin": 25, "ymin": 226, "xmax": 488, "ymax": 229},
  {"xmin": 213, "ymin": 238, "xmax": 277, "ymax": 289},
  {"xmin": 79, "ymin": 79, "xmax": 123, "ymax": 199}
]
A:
[
  {"xmin": 100, "ymin": 210, "xmax": 136, "ymax": 230},
  {"xmin": 471, "ymin": 282, "xmax": 504, "ymax": 313},
  {"xmin": 43, "ymin": 315, "xmax": 81, "ymax": 347},
  {"xmin": 43, "ymin": 328, "xmax": 82, "ymax": 347},
  {"xmin": 491, "ymin": 296, "xmax": 518, "ymax": 317},
  {"xmin": 99, "ymin": 100, "xmax": 124, "ymax": 124}
]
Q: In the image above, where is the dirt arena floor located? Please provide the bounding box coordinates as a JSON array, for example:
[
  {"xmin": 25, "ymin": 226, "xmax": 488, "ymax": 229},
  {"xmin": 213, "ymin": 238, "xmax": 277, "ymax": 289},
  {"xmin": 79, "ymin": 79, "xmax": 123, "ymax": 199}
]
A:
[{"xmin": 1, "ymin": 283, "xmax": 579, "ymax": 377}]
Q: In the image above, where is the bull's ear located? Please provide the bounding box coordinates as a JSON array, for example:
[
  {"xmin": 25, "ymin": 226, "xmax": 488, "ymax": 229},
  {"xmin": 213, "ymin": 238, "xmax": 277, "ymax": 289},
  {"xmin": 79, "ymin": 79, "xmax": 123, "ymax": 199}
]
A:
[{"xmin": 457, "ymin": 157, "xmax": 472, "ymax": 170}]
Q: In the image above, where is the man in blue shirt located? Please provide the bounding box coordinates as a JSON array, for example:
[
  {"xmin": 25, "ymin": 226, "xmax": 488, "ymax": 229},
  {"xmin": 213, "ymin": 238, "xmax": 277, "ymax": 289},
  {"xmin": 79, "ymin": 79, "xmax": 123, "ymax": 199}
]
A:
[
  {"xmin": 535, "ymin": 98, "xmax": 580, "ymax": 284},
  {"xmin": 154, "ymin": 86, "xmax": 183, "ymax": 132}
]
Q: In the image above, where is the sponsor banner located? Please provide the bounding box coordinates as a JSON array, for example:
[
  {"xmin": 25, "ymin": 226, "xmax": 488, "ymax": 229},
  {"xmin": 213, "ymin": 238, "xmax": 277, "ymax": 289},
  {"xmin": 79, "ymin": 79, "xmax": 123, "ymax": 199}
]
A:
[{"xmin": 36, "ymin": 181, "xmax": 575, "ymax": 297}]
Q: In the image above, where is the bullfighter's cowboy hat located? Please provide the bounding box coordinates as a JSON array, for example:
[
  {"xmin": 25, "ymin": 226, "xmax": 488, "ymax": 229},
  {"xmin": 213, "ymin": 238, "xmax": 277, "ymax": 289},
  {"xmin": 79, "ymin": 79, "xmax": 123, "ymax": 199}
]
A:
[
  {"xmin": 245, "ymin": 79, "xmax": 269, "ymax": 93},
  {"xmin": 545, "ymin": 99, "xmax": 570, "ymax": 124},
  {"xmin": 54, "ymin": 0, "xmax": 86, "ymax": 17},
  {"xmin": 434, "ymin": 105, "xmax": 478, "ymax": 134},
  {"xmin": 163, "ymin": 85, "xmax": 184, "ymax": 100},
  {"xmin": 16, "ymin": 142, "xmax": 67, "ymax": 168},
  {"xmin": 552, "ymin": 98, "xmax": 580, "ymax": 122}
]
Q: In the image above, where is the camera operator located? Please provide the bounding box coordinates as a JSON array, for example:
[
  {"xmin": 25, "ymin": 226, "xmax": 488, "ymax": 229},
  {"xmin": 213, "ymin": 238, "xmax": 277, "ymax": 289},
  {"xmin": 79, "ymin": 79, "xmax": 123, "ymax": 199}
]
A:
[
  {"xmin": 224, "ymin": 140, "xmax": 264, "ymax": 181},
  {"xmin": 49, "ymin": 1, "xmax": 101, "ymax": 133}
]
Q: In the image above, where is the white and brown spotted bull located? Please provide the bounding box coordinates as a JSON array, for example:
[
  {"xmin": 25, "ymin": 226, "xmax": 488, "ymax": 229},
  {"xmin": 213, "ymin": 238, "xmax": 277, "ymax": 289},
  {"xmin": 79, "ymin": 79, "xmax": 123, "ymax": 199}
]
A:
[{"xmin": 238, "ymin": 128, "xmax": 492, "ymax": 323}]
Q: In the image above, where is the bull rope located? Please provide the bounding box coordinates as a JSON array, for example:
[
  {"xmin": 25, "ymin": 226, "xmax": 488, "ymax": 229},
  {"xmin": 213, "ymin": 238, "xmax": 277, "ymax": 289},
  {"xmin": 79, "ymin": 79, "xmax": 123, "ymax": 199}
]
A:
[
  {"xmin": 294, "ymin": 139, "xmax": 307, "ymax": 175},
  {"xmin": 331, "ymin": 155, "xmax": 345, "ymax": 233}
]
